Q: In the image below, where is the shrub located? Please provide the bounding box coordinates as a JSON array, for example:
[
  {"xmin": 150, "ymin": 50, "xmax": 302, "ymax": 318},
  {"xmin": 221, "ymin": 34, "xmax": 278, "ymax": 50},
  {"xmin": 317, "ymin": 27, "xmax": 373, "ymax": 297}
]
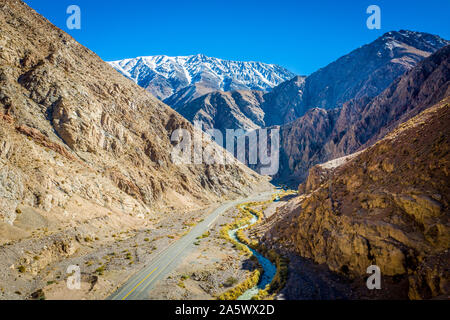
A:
[
  {"xmin": 200, "ymin": 231, "xmax": 210, "ymax": 239},
  {"xmin": 181, "ymin": 274, "xmax": 190, "ymax": 281},
  {"xmin": 223, "ymin": 277, "xmax": 238, "ymax": 288},
  {"xmin": 95, "ymin": 266, "xmax": 105, "ymax": 275},
  {"xmin": 217, "ymin": 269, "xmax": 261, "ymax": 300}
]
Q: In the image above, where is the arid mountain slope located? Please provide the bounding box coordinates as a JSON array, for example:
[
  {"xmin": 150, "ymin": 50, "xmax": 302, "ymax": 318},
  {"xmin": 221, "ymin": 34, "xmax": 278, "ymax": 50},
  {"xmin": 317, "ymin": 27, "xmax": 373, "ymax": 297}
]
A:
[
  {"xmin": 279, "ymin": 45, "xmax": 450, "ymax": 184},
  {"xmin": 281, "ymin": 30, "xmax": 449, "ymax": 119},
  {"xmin": 0, "ymin": 0, "xmax": 271, "ymax": 299},
  {"xmin": 0, "ymin": 0, "xmax": 264, "ymax": 233},
  {"xmin": 176, "ymin": 90, "xmax": 266, "ymax": 132},
  {"xmin": 261, "ymin": 99, "xmax": 450, "ymax": 299},
  {"xmin": 261, "ymin": 75, "xmax": 307, "ymax": 126},
  {"xmin": 174, "ymin": 31, "xmax": 447, "ymax": 135},
  {"xmin": 175, "ymin": 76, "xmax": 308, "ymax": 134}
]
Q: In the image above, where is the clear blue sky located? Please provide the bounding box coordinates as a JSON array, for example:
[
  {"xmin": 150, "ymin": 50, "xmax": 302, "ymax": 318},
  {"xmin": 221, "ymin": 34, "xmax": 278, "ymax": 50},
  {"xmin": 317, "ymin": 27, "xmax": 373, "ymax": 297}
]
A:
[{"xmin": 24, "ymin": 0, "xmax": 450, "ymax": 75}]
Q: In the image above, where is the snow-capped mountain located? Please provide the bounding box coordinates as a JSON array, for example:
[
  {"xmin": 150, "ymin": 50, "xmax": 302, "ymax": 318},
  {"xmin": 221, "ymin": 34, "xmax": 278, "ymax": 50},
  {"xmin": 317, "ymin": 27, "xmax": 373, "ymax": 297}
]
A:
[{"xmin": 108, "ymin": 54, "xmax": 295, "ymax": 108}]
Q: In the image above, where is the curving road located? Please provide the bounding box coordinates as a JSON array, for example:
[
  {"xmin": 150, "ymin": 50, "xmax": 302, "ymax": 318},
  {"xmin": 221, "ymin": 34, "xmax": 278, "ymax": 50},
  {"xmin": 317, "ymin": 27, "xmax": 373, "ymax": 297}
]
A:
[{"xmin": 107, "ymin": 191, "xmax": 274, "ymax": 300}]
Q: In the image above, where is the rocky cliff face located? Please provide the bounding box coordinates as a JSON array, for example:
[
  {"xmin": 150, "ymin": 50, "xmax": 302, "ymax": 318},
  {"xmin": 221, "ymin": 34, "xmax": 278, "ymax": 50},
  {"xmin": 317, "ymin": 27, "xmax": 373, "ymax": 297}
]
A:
[
  {"xmin": 0, "ymin": 0, "xmax": 263, "ymax": 232},
  {"xmin": 176, "ymin": 90, "xmax": 266, "ymax": 133},
  {"xmin": 262, "ymin": 99, "xmax": 450, "ymax": 299},
  {"xmin": 261, "ymin": 76, "xmax": 307, "ymax": 126},
  {"xmin": 279, "ymin": 45, "xmax": 450, "ymax": 184}
]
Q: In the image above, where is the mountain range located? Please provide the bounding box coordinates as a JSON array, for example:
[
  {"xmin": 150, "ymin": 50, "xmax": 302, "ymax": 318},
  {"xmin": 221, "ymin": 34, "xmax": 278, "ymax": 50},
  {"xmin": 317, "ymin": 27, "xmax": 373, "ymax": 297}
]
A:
[
  {"xmin": 108, "ymin": 54, "xmax": 295, "ymax": 109},
  {"xmin": 277, "ymin": 44, "xmax": 450, "ymax": 183},
  {"xmin": 253, "ymin": 41, "xmax": 449, "ymax": 300},
  {"xmin": 165, "ymin": 31, "xmax": 449, "ymax": 136},
  {"xmin": 1, "ymin": 0, "xmax": 449, "ymax": 301}
]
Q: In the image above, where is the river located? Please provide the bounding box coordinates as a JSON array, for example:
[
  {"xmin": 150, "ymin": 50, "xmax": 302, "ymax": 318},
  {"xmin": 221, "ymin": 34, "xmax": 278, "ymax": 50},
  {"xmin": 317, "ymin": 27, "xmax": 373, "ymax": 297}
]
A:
[{"xmin": 227, "ymin": 213, "xmax": 277, "ymax": 300}]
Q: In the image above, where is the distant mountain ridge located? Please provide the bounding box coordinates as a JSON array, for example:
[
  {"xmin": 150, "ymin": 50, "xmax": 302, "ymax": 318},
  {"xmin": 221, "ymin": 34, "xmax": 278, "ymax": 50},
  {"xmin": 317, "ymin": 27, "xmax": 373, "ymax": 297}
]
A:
[
  {"xmin": 173, "ymin": 30, "xmax": 449, "ymax": 134},
  {"xmin": 178, "ymin": 90, "xmax": 266, "ymax": 132},
  {"xmin": 296, "ymin": 30, "xmax": 449, "ymax": 113},
  {"xmin": 108, "ymin": 54, "xmax": 296, "ymax": 108},
  {"xmin": 277, "ymin": 44, "xmax": 450, "ymax": 183}
]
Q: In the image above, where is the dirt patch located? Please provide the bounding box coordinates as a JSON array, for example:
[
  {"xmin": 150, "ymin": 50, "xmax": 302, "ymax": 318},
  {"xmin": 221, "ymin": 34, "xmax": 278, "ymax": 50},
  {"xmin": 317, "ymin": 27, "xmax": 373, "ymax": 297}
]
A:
[{"xmin": 145, "ymin": 206, "xmax": 259, "ymax": 300}]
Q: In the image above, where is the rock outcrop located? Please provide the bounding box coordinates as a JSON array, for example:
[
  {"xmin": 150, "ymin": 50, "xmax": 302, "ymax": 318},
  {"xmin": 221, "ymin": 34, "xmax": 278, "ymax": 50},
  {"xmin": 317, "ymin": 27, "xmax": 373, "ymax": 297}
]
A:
[{"xmin": 263, "ymin": 99, "xmax": 450, "ymax": 299}]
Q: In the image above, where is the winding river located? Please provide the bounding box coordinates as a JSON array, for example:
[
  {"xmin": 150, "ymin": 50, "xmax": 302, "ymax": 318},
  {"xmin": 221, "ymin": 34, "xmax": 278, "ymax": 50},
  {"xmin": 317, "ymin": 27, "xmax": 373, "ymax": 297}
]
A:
[{"xmin": 228, "ymin": 213, "xmax": 277, "ymax": 300}]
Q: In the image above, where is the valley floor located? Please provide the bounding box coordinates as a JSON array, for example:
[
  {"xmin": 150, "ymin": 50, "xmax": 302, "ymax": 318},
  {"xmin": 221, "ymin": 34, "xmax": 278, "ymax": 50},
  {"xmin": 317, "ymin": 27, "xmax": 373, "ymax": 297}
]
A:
[
  {"xmin": 0, "ymin": 183, "xmax": 415, "ymax": 300},
  {"xmin": 0, "ymin": 184, "xmax": 273, "ymax": 300},
  {"xmin": 144, "ymin": 204, "xmax": 259, "ymax": 300},
  {"xmin": 145, "ymin": 195, "xmax": 362, "ymax": 300}
]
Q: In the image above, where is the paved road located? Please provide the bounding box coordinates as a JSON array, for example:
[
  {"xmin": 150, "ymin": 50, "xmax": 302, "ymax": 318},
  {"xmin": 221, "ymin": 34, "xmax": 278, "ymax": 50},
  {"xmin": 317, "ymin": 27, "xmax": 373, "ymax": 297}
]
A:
[{"xmin": 107, "ymin": 191, "xmax": 274, "ymax": 300}]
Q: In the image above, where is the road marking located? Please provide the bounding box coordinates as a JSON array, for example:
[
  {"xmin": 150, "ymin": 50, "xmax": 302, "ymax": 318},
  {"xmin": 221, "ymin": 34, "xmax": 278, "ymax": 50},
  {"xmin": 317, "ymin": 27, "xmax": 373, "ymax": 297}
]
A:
[
  {"xmin": 122, "ymin": 267, "xmax": 158, "ymax": 300},
  {"xmin": 135, "ymin": 239, "xmax": 195, "ymax": 296},
  {"xmin": 109, "ymin": 191, "xmax": 274, "ymax": 300}
]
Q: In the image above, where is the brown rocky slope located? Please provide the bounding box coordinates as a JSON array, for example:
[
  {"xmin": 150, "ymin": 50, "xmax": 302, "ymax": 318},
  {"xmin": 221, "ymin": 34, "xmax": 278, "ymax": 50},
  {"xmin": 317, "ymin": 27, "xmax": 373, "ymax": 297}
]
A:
[
  {"xmin": 176, "ymin": 90, "xmax": 266, "ymax": 133},
  {"xmin": 261, "ymin": 99, "xmax": 450, "ymax": 299},
  {"xmin": 0, "ymin": 0, "xmax": 268, "ymax": 296},
  {"xmin": 0, "ymin": 0, "xmax": 264, "ymax": 224},
  {"xmin": 278, "ymin": 44, "xmax": 450, "ymax": 184}
]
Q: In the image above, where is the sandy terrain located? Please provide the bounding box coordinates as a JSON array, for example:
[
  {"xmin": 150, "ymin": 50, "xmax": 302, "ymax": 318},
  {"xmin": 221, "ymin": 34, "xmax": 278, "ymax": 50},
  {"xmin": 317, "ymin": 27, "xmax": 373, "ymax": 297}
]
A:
[
  {"xmin": 144, "ymin": 205, "xmax": 259, "ymax": 300},
  {"xmin": 0, "ymin": 200, "xmax": 219, "ymax": 300}
]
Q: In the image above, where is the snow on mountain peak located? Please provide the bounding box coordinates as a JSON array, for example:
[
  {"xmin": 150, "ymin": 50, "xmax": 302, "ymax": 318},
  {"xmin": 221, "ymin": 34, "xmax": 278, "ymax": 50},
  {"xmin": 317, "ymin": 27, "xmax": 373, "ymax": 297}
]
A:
[{"xmin": 108, "ymin": 54, "xmax": 296, "ymax": 102}]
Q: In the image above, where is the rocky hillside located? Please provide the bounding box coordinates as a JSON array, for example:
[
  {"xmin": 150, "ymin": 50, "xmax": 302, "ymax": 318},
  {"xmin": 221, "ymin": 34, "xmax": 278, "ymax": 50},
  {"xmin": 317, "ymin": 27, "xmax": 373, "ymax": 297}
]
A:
[
  {"xmin": 108, "ymin": 54, "xmax": 295, "ymax": 108},
  {"xmin": 261, "ymin": 99, "xmax": 450, "ymax": 299},
  {"xmin": 0, "ymin": 0, "xmax": 265, "ymax": 237},
  {"xmin": 177, "ymin": 90, "xmax": 266, "ymax": 132},
  {"xmin": 299, "ymin": 31, "xmax": 448, "ymax": 111},
  {"xmin": 175, "ymin": 76, "xmax": 308, "ymax": 133},
  {"xmin": 278, "ymin": 44, "xmax": 450, "ymax": 184},
  {"xmin": 261, "ymin": 76, "xmax": 307, "ymax": 126}
]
